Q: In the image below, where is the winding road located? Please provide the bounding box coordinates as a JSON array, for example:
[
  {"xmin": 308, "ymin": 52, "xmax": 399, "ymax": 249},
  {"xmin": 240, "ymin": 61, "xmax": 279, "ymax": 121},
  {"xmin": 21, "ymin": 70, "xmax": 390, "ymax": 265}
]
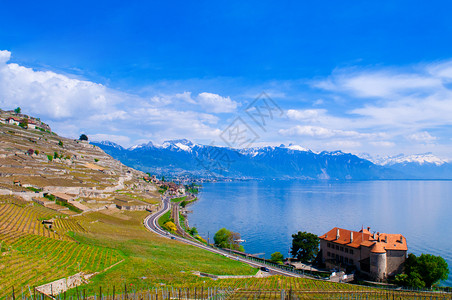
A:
[{"xmin": 143, "ymin": 197, "xmax": 304, "ymax": 278}]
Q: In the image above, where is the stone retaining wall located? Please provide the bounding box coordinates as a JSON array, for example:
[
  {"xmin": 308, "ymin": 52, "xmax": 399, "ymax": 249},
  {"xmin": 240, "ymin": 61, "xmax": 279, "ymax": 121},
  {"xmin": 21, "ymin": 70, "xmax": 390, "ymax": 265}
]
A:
[{"xmin": 35, "ymin": 273, "xmax": 88, "ymax": 296}]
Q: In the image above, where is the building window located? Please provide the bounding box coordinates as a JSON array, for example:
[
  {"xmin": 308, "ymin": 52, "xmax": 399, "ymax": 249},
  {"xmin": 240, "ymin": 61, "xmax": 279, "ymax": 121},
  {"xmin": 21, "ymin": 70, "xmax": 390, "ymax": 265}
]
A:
[
  {"xmin": 350, "ymin": 249, "xmax": 354, "ymax": 254},
  {"xmin": 340, "ymin": 256, "xmax": 344, "ymax": 262},
  {"xmin": 336, "ymin": 245, "xmax": 339, "ymax": 250},
  {"xmin": 340, "ymin": 246, "xmax": 344, "ymax": 251},
  {"xmin": 327, "ymin": 252, "xmax": 330, "ymax": 257},
  {"xmin": 350, "ymin": 259, "xmax": 354, "ymax": 264},
  {"xmin": 327, "ymin": 243, "xmax": 330, "ymax": 248},
  {"xmin": 345, "ymin": 257, "xmax": 348, "ymax": 263},
  {"xmin": 345, "ymin": 248, "xmax": 348, "ymax": 253}
]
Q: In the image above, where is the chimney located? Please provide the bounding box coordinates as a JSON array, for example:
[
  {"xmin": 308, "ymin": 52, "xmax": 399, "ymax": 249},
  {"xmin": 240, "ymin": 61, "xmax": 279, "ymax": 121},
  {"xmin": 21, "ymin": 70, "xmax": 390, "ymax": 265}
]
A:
[
  {"xmin": 350, "ymin": 231, "xmax": 353, "ymax": 243},
  {"xmin": 336, "ymin": 228, "xmax": 340, "ymax": 240},
  {"xmin": 385, "ymin": 235, "xmax": 388, "ymax": 243},
  {"xmin": 400, "ymin": 235, "xmax": 403, "ymax": 243},
  {"xmin": 373, "ymin": 233, "xmax": 376, "ymax": 239},
  {"xmin": 367, "ymin": 227, "xmax": 370, "ymax": 231}
]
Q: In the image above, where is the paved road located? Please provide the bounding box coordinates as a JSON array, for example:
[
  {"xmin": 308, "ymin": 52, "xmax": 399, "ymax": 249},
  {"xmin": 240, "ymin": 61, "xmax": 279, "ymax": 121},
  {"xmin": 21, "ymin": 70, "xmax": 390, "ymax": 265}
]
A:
[{"xmin": 143, "ymin": 198, "xmax": 304, "ymax": 278}]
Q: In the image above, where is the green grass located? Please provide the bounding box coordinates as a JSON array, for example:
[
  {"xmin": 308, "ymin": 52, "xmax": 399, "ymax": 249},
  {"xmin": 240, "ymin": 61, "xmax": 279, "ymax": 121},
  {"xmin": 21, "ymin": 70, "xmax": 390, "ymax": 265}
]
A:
[
  {"xmin": 187, "ymin": 187, "xmax": 199, "ymax": 194},
  {"xmin": 179, "ymin": 212, "xmax": 186, "ymax": 231},
  {"xmin": 55, "ymin": 199, "xmax": 83, "ymax": 213},
  {"xmin": 158, "ymin": 210, "xmax": 171, "ymax": 228},
  {"xmin": 67, "ymin": 210, "xmax": 256, "ymax": 292},
  {"xmin": 180, "ymin": 197, "xmax": 197, "ymax": 208},
  {"xmin": 171, "ymin": 196, "xmax": 187, "ymax": 203},
  {"xmin": 25, "ymin": 186, "xmax": 42, "ymax": 192}
]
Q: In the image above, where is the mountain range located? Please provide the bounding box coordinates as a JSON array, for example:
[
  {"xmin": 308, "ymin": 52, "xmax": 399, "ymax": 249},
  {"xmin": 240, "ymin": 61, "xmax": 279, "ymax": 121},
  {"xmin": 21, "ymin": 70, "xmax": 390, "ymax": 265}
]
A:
[{"xmin": 91, "ymin": 139, "xmax": 452, "ymax": 180}]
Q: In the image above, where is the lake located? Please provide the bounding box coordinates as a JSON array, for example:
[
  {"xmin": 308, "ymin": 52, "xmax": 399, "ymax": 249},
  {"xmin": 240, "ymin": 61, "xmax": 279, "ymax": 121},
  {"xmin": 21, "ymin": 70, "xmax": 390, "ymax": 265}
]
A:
[{"xmin": 188, "ymin": 180, "xmax": 452, "ymax": 286}]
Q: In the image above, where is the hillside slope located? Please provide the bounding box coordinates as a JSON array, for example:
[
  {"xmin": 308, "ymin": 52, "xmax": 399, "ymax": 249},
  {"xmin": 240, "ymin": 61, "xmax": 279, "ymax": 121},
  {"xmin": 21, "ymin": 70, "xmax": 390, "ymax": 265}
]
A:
[{"xmin": 0, "ymin": 120, "xmax": 255, "ymax": 296}]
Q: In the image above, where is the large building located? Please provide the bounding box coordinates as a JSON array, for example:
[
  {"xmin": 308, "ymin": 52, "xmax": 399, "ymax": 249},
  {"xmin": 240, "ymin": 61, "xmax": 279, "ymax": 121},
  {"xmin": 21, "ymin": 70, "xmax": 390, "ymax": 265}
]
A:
[{"xmin": 319, "ymin": 227, "xmax": 407, "ymax": 281}]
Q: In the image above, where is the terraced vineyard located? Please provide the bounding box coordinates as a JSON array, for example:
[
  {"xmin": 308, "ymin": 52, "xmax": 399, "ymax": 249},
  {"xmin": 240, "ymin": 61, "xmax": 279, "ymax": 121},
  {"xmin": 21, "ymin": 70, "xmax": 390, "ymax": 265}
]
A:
[
  {"xmin": 0, "ymin": 203, "xmax": 69, "ymax": 241},
  {"xmin": 54, "ymin": 218, "xmax": 86, "ymax": 234},
  {"xmin": 167, "ymin": 276, "xmax": 373, "ymax": 293},
  {"xmin": 0, "ymin": 234, "xmax": 124, "ymax": 297}
]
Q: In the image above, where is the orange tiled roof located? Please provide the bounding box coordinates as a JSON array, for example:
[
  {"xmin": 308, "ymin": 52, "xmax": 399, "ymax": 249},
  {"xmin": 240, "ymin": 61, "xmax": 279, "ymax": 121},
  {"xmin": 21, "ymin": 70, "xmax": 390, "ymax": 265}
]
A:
[
  {"xmin": 319, "ymin": 227, "xmax": 407, "ymax": 252},
  {"xmin": 371, "ymin": 242, "xmax": 387, "ymax": 253}
]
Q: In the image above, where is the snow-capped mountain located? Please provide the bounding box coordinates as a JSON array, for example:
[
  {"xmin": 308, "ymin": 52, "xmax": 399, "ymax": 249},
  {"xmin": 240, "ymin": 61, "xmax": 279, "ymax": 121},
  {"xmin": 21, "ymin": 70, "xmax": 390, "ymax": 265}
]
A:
[
  {"xmin": 95, "ymin": 140, "xmax": 125, "ymax": 150},
  {"xmin": 92, "ymin": 139, "xmax": 404, "ymax": 180},
  {"xmin": 161, "ymin": 139, "xmax": 195, "ymax": 152},
  {"xmin": 379, "ymin": 153, "xmax": 448, "ymax": 166},
  {"xmin": 358, "ymin": 152, "xmax": 452, "ymax": 179}
]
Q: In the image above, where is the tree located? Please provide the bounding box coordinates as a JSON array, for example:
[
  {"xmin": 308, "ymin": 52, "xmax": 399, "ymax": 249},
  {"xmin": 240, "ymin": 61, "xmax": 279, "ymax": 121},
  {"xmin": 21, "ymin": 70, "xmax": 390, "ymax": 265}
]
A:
[
  {"xmin": 214, "ymin": 228, "xmax": 231, "ymax": 248},
  {"xmin": 395, "ymin": 253, "xmax": 449, "ymax": 288},
  {"xmin": 27, "ymin": 149, "xmax": 34, "ymax": 156},
  {"xmin": 270, "ymin": 252, "xmax": 284, "ymax": 264},
  {"xmin": 417, "ymin": 254, "xmax": 449, "ymax": 288},
  {"xmin": 79, "ymin": 134, "xmax": 88, "ymax": 141},
  {"xmin": 291, "ymin": 231, "xmax": 319, "ymax": 262},
  {"xmin": 14, "ymin": 107, "xmax": 21, "ymax": 114},
  {"xmin": 214, "ymin": 228, "xmax": 244, "ymax": 251},
  {"xmin": 19, "ymin": 118, "xmax": 28, "ymax": 128},
  {"xmin": 188, "ymin": 227, "xmax": 198, "ymax": 236}
]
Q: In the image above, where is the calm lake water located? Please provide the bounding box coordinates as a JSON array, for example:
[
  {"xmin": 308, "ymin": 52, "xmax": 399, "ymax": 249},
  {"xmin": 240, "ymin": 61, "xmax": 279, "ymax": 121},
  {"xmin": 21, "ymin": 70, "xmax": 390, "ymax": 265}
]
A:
[{"xmin": 188, "ymin": 180, "xmax": 452, "ymax": 286}]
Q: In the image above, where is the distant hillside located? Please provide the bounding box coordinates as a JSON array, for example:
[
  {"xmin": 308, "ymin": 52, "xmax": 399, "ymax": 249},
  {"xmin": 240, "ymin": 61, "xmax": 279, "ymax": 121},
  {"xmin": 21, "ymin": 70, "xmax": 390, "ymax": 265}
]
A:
[
  {"xmin": 375, "ymin": 153, "xmax": 452, "ymax": 179},
  {"xmin": 93, "ymin": 139, "xmax": 406, "ymax": 180}
]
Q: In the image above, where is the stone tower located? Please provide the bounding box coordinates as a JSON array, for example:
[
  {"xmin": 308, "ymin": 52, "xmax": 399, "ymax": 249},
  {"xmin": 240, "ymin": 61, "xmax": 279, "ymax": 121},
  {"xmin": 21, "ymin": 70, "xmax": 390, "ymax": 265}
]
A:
[{"xmin": 370, "ymin": 242, "xmax": 387, "ymax": 281}]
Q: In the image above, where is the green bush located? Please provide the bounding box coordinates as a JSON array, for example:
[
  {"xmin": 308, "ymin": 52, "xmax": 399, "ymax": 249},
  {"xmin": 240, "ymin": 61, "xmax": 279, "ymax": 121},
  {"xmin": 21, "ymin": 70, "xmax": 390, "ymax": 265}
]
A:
[{"xmin": 47, "ymin": 155, "xmax": 53, "ymax": 161}]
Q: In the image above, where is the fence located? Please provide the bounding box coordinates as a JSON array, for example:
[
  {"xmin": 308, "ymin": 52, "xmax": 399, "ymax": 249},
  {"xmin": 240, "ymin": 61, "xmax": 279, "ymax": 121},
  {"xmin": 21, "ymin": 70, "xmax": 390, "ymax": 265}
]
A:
[{"xmin": 4, "ymin": 285, "xmax": 452, "ymax": 300}]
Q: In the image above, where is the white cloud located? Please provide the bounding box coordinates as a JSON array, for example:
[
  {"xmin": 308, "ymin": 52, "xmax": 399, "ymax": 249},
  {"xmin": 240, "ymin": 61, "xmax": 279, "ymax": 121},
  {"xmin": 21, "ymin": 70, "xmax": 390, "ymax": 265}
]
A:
[
  {"xmin": 311, "ymin": 61, "xmax": 452, "ymax": 154},
  {"xmin": 286, "ymin": 109, "xmax": 325, "ymax": 122},
  {"xmin": 428, "ymin": 60, "xmax": 452, "ymax": 80},
  {"xmin": 150, "ymin": 91, "xmax": 195, "ymax": 106},
  {"xmin": 279, "ymin": 125, "xmax": 385, "ymax": 140},
  {"xmin": 0, "ymin": 52, "xmax": 125, "ymax": 120},
  {"xmin": 0, "ymin": 50, "xmax": 11, "ymax": 64},
  {"xmin": 0, "ymin": 50, "xmax": 224, "ymax": 147},
  {"xmin": 370, "ymin": 141, "xmax": 395, "ymax": 147},
  {"xmin": 325, "ymin": 140, "xmax": 362, "ymax": 149},
  {"xmin": 90, "ymin": 134, "xmax": 131, "ymax": 145},
  {"xmin": 313, "ymin": 99, "xmax": 324, "ymax": 106},
  {"xmin": 148, "ymin": 91, "xmax": 238, "ymax": 114},
  {"xmin": 196, "ymin": 92, "xmax": 238, "ymax": 113},
  {"xmin": 316, "ymin": 70, "xmax": 441, "ymax": 98},
  {"xmin": 407, "ymin": 131, "xmax": 437, "ymax": 143}
]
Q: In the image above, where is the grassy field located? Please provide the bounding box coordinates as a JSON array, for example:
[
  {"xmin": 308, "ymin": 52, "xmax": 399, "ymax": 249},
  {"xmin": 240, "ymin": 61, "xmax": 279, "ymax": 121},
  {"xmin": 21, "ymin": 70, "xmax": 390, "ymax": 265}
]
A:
[
  {"xmin": 171, "ymin": 196, "xmax": 187, "ymax": 203},
  {"xmin": 71, "ymin": 210, "xmax": 256, "ymax": 290},
  {"xmin": 157, "ymin": 210, "xmax": 172, "ymax": 228}
]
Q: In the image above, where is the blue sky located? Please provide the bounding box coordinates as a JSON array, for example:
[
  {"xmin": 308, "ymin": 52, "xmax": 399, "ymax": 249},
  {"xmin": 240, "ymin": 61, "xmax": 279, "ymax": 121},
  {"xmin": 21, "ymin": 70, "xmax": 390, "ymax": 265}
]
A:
[{"xmin": 1, "ymin": 1, "xmax": 452, "ymax": 159}]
